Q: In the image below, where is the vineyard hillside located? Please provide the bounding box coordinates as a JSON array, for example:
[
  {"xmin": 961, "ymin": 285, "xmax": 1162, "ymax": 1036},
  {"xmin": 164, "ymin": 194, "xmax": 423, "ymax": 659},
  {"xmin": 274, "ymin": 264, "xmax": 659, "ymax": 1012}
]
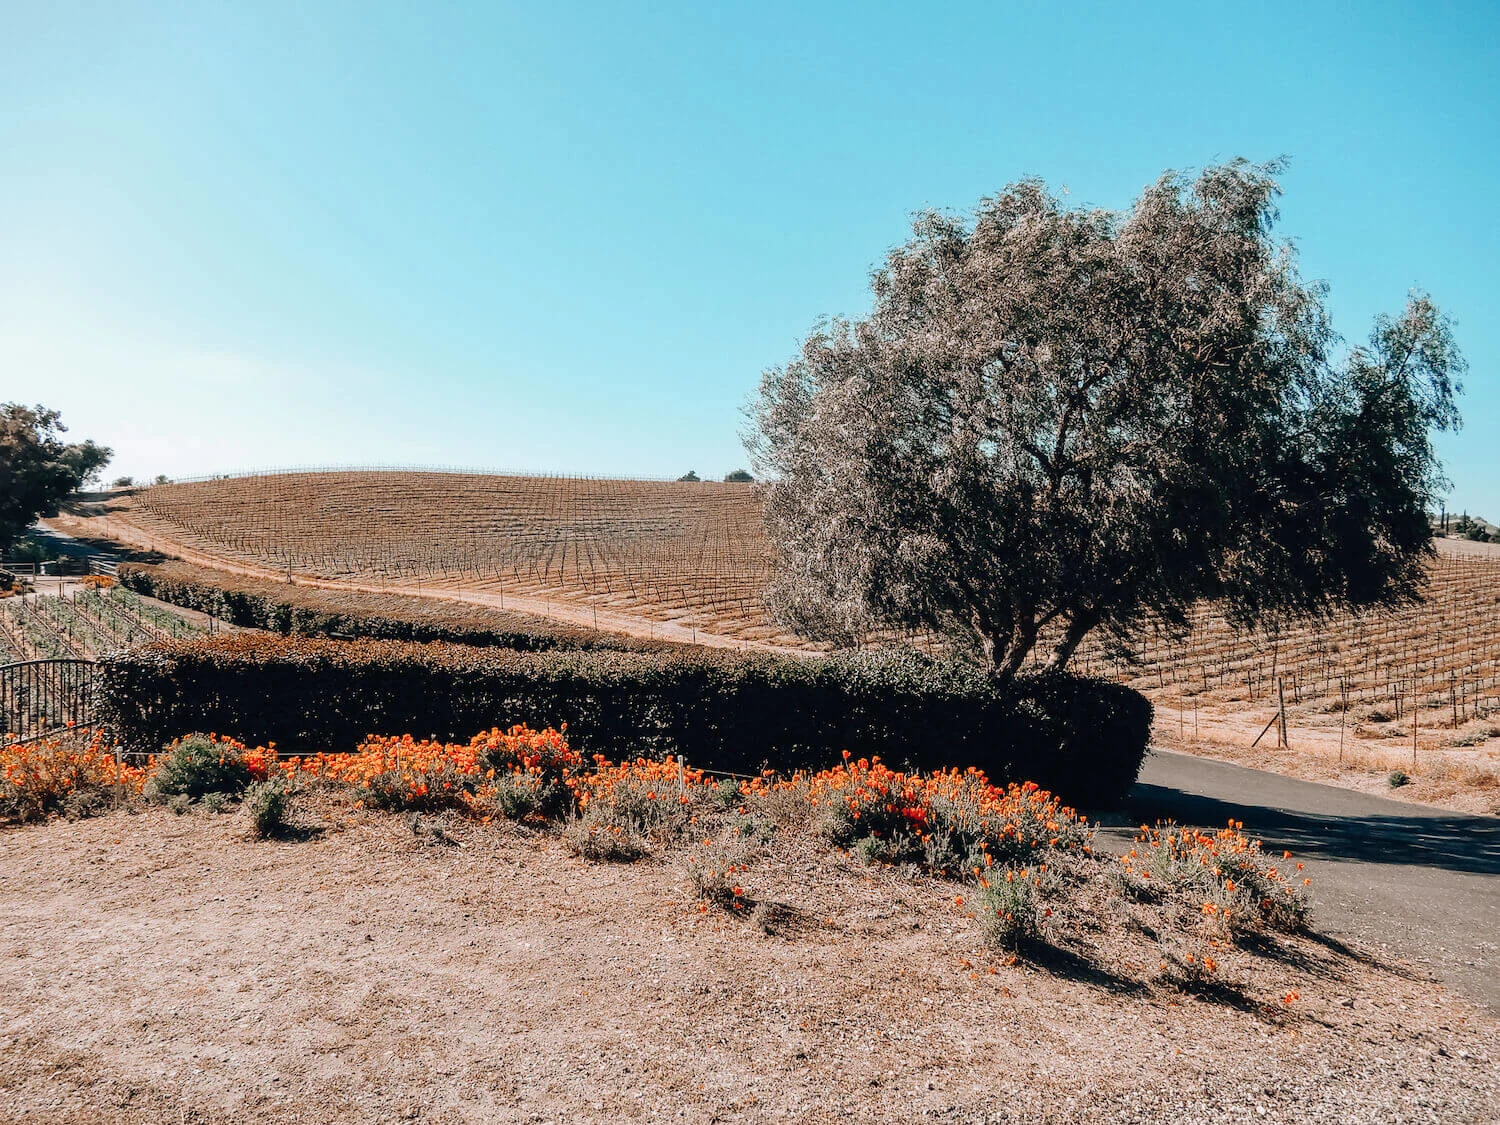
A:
[
  {"xmin": 85, "ymin": 472, "xmax": 782, "ymax": 644},
  {"xmin": 49, "ymin": 471, "xmax": 1500, "ymax": 810}
]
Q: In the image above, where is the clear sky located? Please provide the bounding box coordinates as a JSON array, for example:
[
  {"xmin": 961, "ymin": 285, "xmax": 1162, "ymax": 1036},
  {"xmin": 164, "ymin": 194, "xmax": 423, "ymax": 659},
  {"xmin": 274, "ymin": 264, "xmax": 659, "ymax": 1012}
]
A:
[{"xmin": 3, "ymin": 1, "xmax": 1495, "ymax": 510}]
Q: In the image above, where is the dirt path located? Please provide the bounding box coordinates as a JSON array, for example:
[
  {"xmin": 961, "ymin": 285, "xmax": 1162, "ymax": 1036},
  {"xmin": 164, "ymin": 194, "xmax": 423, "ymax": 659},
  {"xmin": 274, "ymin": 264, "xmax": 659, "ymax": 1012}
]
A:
[{"xmin": 1106, "ymin": 749, "xmax": 1500, "ymax": 1014}]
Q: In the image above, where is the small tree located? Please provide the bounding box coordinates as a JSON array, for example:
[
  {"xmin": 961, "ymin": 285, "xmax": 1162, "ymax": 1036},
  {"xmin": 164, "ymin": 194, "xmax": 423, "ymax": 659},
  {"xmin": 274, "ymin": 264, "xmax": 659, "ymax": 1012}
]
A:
[
  {"xmin": 0, "ymin": 404, "xmax": 111, "ymax": 557},
  {"xmin": 677, "ymin": 470, "xmax": 701, "ymax": 482},
  {"xmin": 1453, "ymin": 514, "xmax": 1491, "ymax": 542},
  {"xmin": 750, "ymin": 161, "xmax": 1464, "ymax": 681},
  {"xmin": 723, "ymin": 469, "xmax": 755, "ymax": 483}
]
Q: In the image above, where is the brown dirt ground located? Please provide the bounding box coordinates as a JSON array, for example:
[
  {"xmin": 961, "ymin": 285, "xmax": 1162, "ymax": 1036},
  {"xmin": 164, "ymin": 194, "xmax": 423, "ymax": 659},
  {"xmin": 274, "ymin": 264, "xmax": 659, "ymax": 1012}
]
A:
[{"xmin": 2, "ymin": 803, "xmax": 1498, "ymax": 1124}]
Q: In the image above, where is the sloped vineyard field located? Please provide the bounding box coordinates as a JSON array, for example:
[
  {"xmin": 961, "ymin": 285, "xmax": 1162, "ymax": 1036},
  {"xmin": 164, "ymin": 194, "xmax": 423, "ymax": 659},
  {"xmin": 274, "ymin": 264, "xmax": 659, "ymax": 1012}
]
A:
[
  {"xmin": 126, "ymin": 471, "xmax": 778, "ymax": 641},
  {"xmin": 81, "ymin": 471, "xmax": 1500, "ymax": 774}
]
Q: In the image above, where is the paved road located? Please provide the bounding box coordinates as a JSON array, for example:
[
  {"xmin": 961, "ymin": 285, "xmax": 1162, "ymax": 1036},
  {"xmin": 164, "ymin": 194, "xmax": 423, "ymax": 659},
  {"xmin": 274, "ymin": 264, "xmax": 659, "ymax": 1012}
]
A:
[{"xmin": 1102, "ymin": 749, "xmax": 1500, "ymax": 1013}]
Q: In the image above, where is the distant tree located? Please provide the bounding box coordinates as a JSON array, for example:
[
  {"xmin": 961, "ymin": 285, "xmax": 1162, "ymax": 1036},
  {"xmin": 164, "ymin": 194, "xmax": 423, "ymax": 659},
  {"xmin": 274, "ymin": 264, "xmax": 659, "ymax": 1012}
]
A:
[
  {"xmin": 152, "ymin": 474, "xmax": 173, "ymax": 485},
  {"xmin": 0, "ymin": 404, "xmax": 112, "ymax": 556},
  {"xmin": 677, "ymin": 470, "xmax": 701, "ymax": 482},
  {"xmin": 723, "ymin": 469, "xmax": 755, "ymax": 483},
  {"xmin": 750, "ymin": 161, "xmax": 1464, "ymax": 681},
  {"xmin": 1453, "ymin": 514, "xmax": 1492, "ymax": 542},
  {"xmin": 112, "ymin": 476, "xmax": 135, "ymax": 488}
]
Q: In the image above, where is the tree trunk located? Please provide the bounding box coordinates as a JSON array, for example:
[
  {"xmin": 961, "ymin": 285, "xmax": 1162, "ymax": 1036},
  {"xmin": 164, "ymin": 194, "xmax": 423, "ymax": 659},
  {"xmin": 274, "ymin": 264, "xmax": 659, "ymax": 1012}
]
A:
[
  {"xmin": 993, "ymin": 617, "xmax": 1039, "ymax": 683},
  {"xmin": 1045, "ymin": 607, "xmax": 1101, "ymax": 672}
]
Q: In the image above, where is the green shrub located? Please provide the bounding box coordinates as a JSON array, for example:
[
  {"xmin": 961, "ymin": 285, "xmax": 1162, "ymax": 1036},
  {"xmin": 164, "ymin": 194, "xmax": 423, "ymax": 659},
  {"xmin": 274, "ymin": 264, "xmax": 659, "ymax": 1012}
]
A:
[
  {"xmin": 199, "ymin": 791, "xmax": 229, "ymax": 814},
  {"xmin": 562, "ymin": 806, "xmax": 650, "ymax": 862},
  {"xmin": 1388, "ymin": 769, "xmax": 1410, "ymax": 788},
  {"xmin": 99, "ymin": 635, "xmax": 1153, "ymax": 808},
  {"xmin": 117, "ymin": 561, "xmax": 691, "ymax": 654},
  {"xmin": 978, "ymin": 866, "xmax": 1054, "ymax": 951},
  {"xmin": 147, "ymin": 734, "xmax": 257, "ymax": 801},
  {"xmin": 244, "ymin": 777, "xmax": 290, "ymax": 838}
]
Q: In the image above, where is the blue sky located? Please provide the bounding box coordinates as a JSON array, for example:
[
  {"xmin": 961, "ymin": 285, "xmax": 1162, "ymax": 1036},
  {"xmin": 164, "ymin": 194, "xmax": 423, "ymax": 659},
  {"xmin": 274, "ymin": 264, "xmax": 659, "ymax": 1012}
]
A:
[{"xmin": 3, "ymin": 1, "xmax": 1495, "ymax": 511}]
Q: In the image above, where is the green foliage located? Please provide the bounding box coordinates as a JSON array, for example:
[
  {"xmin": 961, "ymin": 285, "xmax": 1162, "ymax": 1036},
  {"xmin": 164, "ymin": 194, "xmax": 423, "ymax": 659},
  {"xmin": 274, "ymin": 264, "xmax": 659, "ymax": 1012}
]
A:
[
  {"xmin": 563, "ymin": 805, "xmax": 651, "ymax": 862},
  {"xmin": 117, "ymin": 561, "xmax": 690, "ymax": 654},
  {"xmin": 722, "ymin": 469, "xmax": 754, "ymax": 483},
  {"xmin": 0, "ymin": 403, "xmax": 112, "ymax": 555},
  {"xmin": 244, "ymin": 777, "xmax": 290, "ymax": 838},
  {"xmin": 147, "ymin": 735, "xmax": 256, "ymax": 801},
  {"xmin": 750, "ymin": 161, "xmax": 1464, "ymax": 680},
  {"xmin": 199, "ymin": 791, "xmax": 229, "ymax": 814},
  {"xmin": 978, "ymin": 867, "xmax": 1055, "ymax": 951},
  {"xmin": 1388, "ymin": 769, "xmax": 1410, "ymax": 788},
  {"xmin": 99, "ymin": 635, "xmax": 1152, "ymax": 808},
  {"xmin": 1452, "ymin": 515, "xmax": 1492, "ymax": 542}
]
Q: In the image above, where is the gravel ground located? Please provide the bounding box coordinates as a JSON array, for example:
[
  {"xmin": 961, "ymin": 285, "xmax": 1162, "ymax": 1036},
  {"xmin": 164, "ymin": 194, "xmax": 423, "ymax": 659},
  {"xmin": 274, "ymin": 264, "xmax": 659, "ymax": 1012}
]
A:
[{"xmin": 1, "ymin": 805, "xmax": 1498, "ymax": 1124}]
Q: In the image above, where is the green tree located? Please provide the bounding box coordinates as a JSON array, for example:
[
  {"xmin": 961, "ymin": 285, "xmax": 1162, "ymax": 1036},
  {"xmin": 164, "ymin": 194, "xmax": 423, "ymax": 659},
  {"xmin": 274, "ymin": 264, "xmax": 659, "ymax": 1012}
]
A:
[
  {"xmin": 723, "ymin": 468, "xmax": 755, "ymax": 483},
  {"xmin": 0, "ymin": 404, "xmax": 112, "ymax": 556},
  {"xmin": 750, "ymin": 161, "xmax": 1464, "ymax": 681}
]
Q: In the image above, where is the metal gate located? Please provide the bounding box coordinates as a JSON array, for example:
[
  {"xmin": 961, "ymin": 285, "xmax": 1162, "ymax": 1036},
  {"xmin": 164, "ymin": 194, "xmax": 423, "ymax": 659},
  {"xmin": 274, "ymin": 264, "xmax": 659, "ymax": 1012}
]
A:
[{"xmin": 0, "ymin": 660, "xmax": 98, "ymax": 742}]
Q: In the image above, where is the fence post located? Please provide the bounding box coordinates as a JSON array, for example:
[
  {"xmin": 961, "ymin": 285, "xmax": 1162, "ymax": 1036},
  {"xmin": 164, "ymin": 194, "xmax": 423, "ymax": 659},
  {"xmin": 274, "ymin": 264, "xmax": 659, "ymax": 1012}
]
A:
[{"xmin": 1277, "ymin": 677, "xmax": 1289, "ymax": 750}]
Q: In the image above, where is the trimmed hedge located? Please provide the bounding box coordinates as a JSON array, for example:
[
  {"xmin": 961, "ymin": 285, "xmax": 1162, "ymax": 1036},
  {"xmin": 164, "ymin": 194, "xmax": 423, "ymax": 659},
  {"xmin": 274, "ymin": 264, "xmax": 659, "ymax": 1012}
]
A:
[
  {"xmin": 97, "ymin": 635, "xmax": 1152, "ymax": 808},
  {"xmin": 116, "ymin": 561, "xmax": 692, "ymax": 654}
]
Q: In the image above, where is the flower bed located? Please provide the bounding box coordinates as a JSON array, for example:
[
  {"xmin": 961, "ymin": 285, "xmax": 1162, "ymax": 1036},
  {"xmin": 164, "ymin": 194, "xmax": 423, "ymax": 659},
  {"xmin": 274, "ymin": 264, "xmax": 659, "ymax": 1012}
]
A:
[{"xmin": 0, "ymin": 732, "xmax": 148, "ymax": 823}]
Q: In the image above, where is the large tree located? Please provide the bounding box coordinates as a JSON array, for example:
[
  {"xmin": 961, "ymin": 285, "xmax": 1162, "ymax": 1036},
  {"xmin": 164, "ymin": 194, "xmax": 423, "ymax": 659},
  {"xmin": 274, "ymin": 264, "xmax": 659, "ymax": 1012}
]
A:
[
  {"xmin": 749, "ymin": 161, "xmax": 1464, "ymax": 681},
  {"xmin": 0, "ymin": 404, "xmax": 112, "ymax": 556}
]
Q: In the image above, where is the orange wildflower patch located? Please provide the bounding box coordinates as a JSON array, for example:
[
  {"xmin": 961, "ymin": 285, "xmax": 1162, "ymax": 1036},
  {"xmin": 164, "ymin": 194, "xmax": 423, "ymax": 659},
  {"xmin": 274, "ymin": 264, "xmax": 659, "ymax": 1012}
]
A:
[
  {"xmin": 751, "ymin": 755, "xmax": 1091, "ymax": 874},
  {"xmin": 292, "ymin": 726, "xmax": 578, "ymax": 814},
  {"xmin": 1119, "ymin": 820, "xmax": 1310, "ymax": 934},
  {"xmin": 1, "ymin": 733, "xmax": 147, "ymax": 823}
]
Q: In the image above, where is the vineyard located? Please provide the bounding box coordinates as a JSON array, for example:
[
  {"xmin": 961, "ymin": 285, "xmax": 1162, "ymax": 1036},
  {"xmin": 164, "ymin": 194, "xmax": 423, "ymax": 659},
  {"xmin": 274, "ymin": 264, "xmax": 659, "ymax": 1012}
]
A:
[
  {"xmin": 123, "ymin": 472, "xmax": 779, "ymax": 641},
  {"xmin": 53, "ymin": 471, "xmax": 1500, "ymax": 778},
  {"xmin": 0, "ymin": 583, "xmax": 206, "ymax": 663},
  {"xmin": 1074, "ymin": 545, "xmax": 1500, "ymax": 725}
]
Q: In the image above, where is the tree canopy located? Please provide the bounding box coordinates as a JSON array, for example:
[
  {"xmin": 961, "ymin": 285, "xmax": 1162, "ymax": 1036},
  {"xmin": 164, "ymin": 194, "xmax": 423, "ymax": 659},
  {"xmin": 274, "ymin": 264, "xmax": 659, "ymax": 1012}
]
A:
[
  {"xmin": 749, "ymin": 160, "xmax": 1464, "ymax": 680},
  {"xmin": 0, "ymin": 404, "xmax": 112, "ymax": 556}
]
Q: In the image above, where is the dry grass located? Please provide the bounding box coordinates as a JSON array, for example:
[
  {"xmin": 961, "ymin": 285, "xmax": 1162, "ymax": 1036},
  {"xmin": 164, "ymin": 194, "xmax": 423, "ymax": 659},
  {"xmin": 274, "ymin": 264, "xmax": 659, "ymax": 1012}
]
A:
[{"xmin": 2, "ymin": 797, "xmax": 1497, "ymax": 1123}]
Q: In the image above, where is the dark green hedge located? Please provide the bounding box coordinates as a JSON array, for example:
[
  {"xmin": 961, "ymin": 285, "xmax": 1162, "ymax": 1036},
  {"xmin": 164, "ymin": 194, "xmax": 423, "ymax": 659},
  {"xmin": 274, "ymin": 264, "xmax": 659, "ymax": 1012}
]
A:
[
  {"xmin": 97, "ymin": 635, "xmax": 1152, "ymax": 808},
  {"xmin": 116, "ymin": 561, "xmax": 692, "ymax": 654}
]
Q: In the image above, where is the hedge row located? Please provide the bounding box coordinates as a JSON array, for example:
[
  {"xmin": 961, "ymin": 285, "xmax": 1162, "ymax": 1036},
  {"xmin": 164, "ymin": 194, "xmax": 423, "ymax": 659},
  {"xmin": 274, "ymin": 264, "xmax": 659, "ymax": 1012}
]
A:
[
  {"xmin": 97, "ymin": 635, "xmax": 1153, "ymax": 808},
  {"xmin": 117, "ymin": 561, "xmax": 692, "ymax": 654}
]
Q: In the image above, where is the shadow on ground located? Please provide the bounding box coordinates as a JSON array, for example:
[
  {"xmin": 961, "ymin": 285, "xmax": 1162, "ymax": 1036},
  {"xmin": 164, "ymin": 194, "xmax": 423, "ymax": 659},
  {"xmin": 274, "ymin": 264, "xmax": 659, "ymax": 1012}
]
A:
[{"xmin": 1117, "ymin": 782, "xmax": 1500, "ymax": 877}]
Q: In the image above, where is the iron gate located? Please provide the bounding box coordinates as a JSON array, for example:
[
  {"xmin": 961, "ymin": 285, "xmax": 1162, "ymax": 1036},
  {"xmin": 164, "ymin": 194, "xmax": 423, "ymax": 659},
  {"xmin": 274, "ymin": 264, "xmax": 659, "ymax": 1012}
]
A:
[{"xmin": 0, "ymin": 659, "xmax": 98, "ymax": 742}]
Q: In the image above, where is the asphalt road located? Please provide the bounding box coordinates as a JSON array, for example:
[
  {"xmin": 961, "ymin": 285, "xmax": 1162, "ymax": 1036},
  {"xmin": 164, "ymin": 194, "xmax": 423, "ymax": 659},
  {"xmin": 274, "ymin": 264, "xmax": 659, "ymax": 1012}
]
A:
[{"xmin": 1102, "ymin": 749, "xmax": 1500, "ymax": 1013}]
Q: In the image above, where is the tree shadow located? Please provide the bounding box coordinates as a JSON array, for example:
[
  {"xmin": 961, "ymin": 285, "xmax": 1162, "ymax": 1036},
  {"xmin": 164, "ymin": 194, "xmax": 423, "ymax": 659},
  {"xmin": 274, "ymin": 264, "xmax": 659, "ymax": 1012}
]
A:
[
  {"xmin": 747, "ymin": 899, "xmax": 826, "ymax": 938},
  {"xmin": 1023, "ymin": 941, "xmax": 1151, "ymax": 997},
  {"xmin": 1113, "ymin": 783, "xmax": 1500, "ymax": 876}
]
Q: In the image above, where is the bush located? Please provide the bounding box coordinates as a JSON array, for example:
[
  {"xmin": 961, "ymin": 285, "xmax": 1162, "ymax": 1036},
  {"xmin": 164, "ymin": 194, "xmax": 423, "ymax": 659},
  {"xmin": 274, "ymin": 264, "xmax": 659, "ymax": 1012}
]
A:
[
  {"xmin": 244, "ymin": 777, "xmax": 291, "ymax": 838},
  {"xmin": 0, "ymin": 733, "xmax": 146, "ymax": 824},
  {"xmin": 99, "ymin": 636, "xmax": 1153, "ymax": 808},
  {"xmin": 146, "ymin": 733, "xmax": 273, "ymax": 801},
  {"xmin": 977, "ymin": 866, "xmax": 1058, "ymax": 951},
  {"xmin": 794, "ymin": 753, "xmax": 1093, "ymax": 876},
  {"xmin": 116, "ymin": 561, "xmax": 691, "ymax": 654},
  {"xmin": 290, "ymin": 726, "xmax": 581, "ymax": 816},
  {"xmin": 1116, "ymin": 820, "xmax": 1310, "ymax": 935}
]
